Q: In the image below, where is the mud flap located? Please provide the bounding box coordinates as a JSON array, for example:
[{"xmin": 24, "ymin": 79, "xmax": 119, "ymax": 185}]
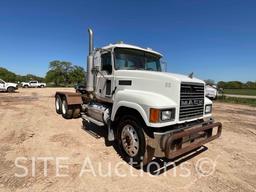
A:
[
  {"xmin": 107, "ymin": 120, "xmax": 115, "ymax": 141},
  {"xmin": 143, "ymin": 145, "xmax": 155, "ymax": 165}
]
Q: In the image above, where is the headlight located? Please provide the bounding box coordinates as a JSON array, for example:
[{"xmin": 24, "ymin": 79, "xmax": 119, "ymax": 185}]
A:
[
  {"xmin": 205, "ymin": 104, "xmax": 212, "ymax": 114},
  {"xmin": 161, "ymin": 109, "xmax": 175, "ymax": 121},
  {"xmin": 149, "ymin": 108, "xmax": 175, "ymax": 123}
]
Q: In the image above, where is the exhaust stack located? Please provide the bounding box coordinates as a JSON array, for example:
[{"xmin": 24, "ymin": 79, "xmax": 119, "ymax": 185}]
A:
[
  {"xmin": 88, "ymin": 28, "xmax": 94, "ymax": 55},
  {"xmin": 86, "ymin": 28, "xmax": 94, "ymax": 92}
]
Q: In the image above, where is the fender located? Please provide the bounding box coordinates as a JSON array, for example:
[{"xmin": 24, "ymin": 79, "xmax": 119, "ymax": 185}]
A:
[
  {"xmin": 111, "ymin": 90, "xmax": 177, "ymax": 127},
  {"xmin": 205, "ymin": 97, "xmax": 213, "ymax": 106},
  {"xmin": 112, "ymin": 100, "xmax": 149, "ymax": 124},
  {"xmin": 55, "ymin": 92, "xmax": 83, "ymax": 105}
]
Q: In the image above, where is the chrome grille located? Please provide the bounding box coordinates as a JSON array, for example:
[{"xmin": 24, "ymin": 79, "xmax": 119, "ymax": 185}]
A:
[{"xmin": 179, "ymin": 82, "xmax": 205, "ymax": 120}]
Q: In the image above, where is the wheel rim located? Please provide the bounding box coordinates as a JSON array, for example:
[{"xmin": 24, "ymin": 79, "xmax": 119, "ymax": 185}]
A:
[
  {"xmin": 121, "ymin": 124, "xmax": 139, "ymax": 157},
  {"xmin": 62, "ymin": 100, "xmax": 66, "ymax": 114},
  {"xmin": 55, "ymin": 98, "xmax": 60, "ymax": 110}
]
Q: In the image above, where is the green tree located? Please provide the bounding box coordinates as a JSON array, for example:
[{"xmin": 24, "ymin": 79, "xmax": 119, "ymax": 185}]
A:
[
  {"xmin": 45, "ymin": 70, "xmax": 64, "ymax": 86},
  {"xmin": 45, "ymin": 60, "xmax": 85, "ymax": 86},
  {"xmin": 245, "ymin": 81, "xmax": 256, "ymax": 89},
  {"xmin": 48, "ymin": 60, "xmax": 72, "ymax": 86},
  {"xmin": 0, "ymin": 67, "xmax": 17, "ymax": 82},
  {"xmin": 68, "ymin": 66, "xmax": 85, "ymax": 85},
  {"xmin": 217, "ymin": 81, "xmax": 226, "ymax": 89},
  {"xmin": 0, "ymin": 67, "xmax": 44, "ymax": 83}
]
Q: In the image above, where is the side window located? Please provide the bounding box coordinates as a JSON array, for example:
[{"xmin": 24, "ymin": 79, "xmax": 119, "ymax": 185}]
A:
[
  {"xmin": 115, "ymin": 58, "xmax": 125, "ymax": 70},
  {"xmin": 101, "ymin": 52, "xmax": 112, "ymax": 74}
]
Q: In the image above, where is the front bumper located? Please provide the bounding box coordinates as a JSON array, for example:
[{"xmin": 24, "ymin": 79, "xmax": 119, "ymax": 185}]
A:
[{"xmin": 146, "ymin": 121, "xmax": 222, "ymax": 158}]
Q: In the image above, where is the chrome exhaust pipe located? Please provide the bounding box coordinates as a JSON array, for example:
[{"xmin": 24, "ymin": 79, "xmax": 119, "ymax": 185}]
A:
[
  {"xmin": 88, "ymin": 28, "xmax": 94, "ymax": 55},
  {"xmin": 86, "ymin": 28, "xmax": 94, "ymax": 92}
]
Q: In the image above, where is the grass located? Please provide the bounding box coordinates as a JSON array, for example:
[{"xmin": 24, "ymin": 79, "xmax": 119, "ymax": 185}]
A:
[
  {"xmin": 217, "ymin": 95, "xmax": 256, "ymax": 107},
  {"xmin": 224, "ymin": 89, "xmax": 256, "ymax": 96}
]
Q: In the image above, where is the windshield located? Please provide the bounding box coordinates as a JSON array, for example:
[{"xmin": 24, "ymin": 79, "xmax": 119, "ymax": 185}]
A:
[{"xmin": 114, "ymin": 48, "xmax": 162, "ymax": 71}]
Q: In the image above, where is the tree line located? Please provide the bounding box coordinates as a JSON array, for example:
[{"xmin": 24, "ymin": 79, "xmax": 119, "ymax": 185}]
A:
[
  {"xmin": 205, "ymin": 79, "xmax": 256, "ymax": 89},
  {"xmin": 0, "ymin": 67, "xmax": 44, "ymax": 83},
  {"xmin": 217, "ymin": 81, "xmax": 256, "ymax": 89},
  {"xmin": 0, "ymin": 60, "xmax": 85, "ymax": 86}
]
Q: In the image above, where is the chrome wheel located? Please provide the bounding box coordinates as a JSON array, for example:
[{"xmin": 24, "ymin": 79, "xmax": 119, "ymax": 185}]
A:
[{"xmin": 121, "ymin": 124, "xmax": 139, "ymax": 157}]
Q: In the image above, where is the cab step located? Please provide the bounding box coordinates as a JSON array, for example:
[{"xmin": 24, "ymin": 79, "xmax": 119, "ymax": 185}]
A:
[{"xmin": 82, "ymin": 114, "xmax": 104, "ymax": 126}]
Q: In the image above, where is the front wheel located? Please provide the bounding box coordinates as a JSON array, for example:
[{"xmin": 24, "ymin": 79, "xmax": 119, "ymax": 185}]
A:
[
  {"xmin": 117, "ymin": 115, "xmax": 153, "ymax": 168},
  {"xmin": 7, "ymin": 87, "xmax": 15, "ymax": 93}
]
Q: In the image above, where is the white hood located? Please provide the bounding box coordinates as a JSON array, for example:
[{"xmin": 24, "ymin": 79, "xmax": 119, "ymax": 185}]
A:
[
  {"xmin": 114, "ymin": 70, "xmax": 205, "ymax": 107},
  {"xmin": 115, "ymin": 70, "xmax": 205, "ymax": 84}
]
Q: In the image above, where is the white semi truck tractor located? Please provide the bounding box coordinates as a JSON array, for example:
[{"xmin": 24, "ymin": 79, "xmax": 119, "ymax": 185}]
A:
[{"xmin": 55, "ymin": 28, "xmax": 222, "ymax": 167}]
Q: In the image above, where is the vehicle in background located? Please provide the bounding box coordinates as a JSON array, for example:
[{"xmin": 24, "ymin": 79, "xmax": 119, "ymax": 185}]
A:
[
  {"xmin": 206, "ymin": 85, "xmax": 218, "ymax": 100},
  {"xmin": 54, "ymin": 28, "xmax": 222, "ymax": 167},
  {"xmin": 75, "ymin": 84, "xmax": 87, "ymax": 94},
  {"xmin": 21, "ymin": 81, "xmax": 46, "ymax": 88},
  {"xmin": 0, "ymin": 79, "xmax": 18, "ymax": 92}
]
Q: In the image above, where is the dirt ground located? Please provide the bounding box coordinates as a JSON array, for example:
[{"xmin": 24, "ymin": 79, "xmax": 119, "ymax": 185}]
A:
[{"xmin": 0, "ymin": 88, "xmax": 255, "ymax": 192}]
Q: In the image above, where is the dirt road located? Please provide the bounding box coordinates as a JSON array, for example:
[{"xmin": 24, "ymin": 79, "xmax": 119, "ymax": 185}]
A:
[{"xmin": 0, "ymin": 88, "xmax": 255, "ymax": 192}]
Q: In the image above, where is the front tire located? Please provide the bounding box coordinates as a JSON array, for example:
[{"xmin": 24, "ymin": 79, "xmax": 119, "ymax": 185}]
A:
[
  {"xmin": 117, "ymin": 115, "xmax": 152, "ymax": 168},
  {"xmin": 7, "ymin": 87, "xmax": 15, "ymax": 93}
]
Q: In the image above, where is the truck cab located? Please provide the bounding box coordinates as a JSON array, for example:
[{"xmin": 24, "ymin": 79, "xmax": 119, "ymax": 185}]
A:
[
  {"xmin": 55, "ymin": 28, "xmax": 222, "ymax": 167},
  {"xmin": 93, "ymin": 44, "xmax": 213, "ymax": 126}
]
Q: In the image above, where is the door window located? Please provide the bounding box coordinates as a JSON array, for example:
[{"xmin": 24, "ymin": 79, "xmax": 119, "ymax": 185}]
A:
[{"xmin": 101, "ymin": 52, "xmax": 112, "ymax": 74}]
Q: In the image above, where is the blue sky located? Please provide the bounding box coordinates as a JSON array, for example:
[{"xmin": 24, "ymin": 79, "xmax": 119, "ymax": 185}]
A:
[{"xmin": 0, "ymin": 0, "xmax": 255, "ymax": 82}]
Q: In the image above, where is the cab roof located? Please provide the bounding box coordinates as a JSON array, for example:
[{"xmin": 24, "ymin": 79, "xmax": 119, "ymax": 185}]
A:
[{"xmin": 101, "ymin": 43, "xmax": 163, "ymax": 57}]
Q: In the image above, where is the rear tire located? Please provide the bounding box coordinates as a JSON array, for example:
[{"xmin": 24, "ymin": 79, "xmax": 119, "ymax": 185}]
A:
[
  {"xmin": 117, "ymin": 115, "xmax": 153, "ymax": 168},
  {"xmin": 61, "ymin": 98, "xmax": 73, "ymax": 119},
  {"xmin": 55, "ymin": 95, "xmax": 62, "ymax": 114},
  {"xmin": 7, "ymin": 87, "xmax": 15, "ymax": 93}
]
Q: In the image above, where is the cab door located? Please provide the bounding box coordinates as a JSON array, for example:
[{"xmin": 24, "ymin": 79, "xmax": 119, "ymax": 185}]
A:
[{"xmin": 96, "ymin": 51, "xmax": 115, "ymax": 102}]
